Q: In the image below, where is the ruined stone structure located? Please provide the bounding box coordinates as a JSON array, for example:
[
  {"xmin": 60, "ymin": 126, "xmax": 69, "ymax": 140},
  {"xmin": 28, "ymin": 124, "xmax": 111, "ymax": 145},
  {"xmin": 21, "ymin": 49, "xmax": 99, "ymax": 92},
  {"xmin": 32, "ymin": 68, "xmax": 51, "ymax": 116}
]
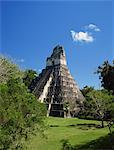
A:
[{"xmin": 30, "ymin": 45, "xmax": 84, "ymax": 117}]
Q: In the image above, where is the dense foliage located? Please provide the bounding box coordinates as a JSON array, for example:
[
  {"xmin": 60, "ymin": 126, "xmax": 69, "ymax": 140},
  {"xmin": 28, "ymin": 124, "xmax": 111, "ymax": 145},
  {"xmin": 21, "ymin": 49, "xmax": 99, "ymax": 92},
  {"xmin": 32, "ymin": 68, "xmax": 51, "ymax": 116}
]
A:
[
  {"xmin": 81, "ymin": 86, "xmax": 94, "ymax": 97},
  {"xmin": 23, "ymin": 69, "xmax": 38, "ymax": 89},
  {"xmin": 86, "ymin": 90, "xmax": 113, "ymax": 127},
  {"xmin": 80, "ymin": 86, "xmax": 114, "ymax": 128},
  {"xmin": 96, "ymin": 60, "xmax": 114, "ymax": 94},
  {"xmin": 0, "ymin": 56, "xmax": 23, "ymax": 83},
  {"xmin": 0, "ymin": 56, "xmax": 46, "ymax": 149}
]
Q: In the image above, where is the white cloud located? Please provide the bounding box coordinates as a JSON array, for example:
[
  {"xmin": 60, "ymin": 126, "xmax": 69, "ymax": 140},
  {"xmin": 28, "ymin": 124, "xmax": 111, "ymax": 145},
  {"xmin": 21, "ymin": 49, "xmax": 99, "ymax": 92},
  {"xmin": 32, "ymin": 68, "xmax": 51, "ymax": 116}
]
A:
[
  {"xmin": 38, "ymin": 69, "xmax": 41, "ymax": 72},
  {"xmin": 85, "ymin": 24, "xmax": 101, "ymax": 32},
  {"xmin": 17, "ymin": 58, "xmax": 24, "ymax": 63},
  {"xmin": 71, "ymin": 30, "xmax": 94, "ymax": 43}
]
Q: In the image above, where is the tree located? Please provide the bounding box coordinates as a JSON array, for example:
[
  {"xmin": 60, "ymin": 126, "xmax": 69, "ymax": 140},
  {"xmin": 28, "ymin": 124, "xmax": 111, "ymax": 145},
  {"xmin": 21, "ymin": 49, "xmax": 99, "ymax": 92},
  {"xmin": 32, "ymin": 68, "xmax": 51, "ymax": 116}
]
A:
[
  {"xmin": 0, "ymin": 78, "xmax": 46, "ymax": 149},
  {"xmin": 0, "ymin": 55, "xmax": 23, "ymax": 83},
  {"xmin": 78, "ymin": 86, "xmax": 94, "ymax": 119},
  {"xmin": 63, "ymin": 102, "xmax": 70, "ymax": 118},
  {"xmin": 86, "ymin": 90, "xmax": 114, "ymax": 128},
  {"xmin": 0, "ymin": 56, "xmax": 46, "ymax": 149},
  {"xmin": 81, "ymin": 86, "xmax": 94, "ymax": 97},
  {"xmin": 23, "ymin": 69, "xmax": 38, "ymax": 89},
  {"xmin": 96, "ymin": 60, "xmax": 114, "ymax": 94}
]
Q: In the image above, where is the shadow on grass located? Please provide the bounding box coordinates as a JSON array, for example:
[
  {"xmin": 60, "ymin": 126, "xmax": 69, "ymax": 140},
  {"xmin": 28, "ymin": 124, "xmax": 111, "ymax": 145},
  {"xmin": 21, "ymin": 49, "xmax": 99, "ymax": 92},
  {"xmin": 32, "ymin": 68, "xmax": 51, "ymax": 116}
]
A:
[
  {"xmin": 61, "ymin": 132, "xmax": 114, "ymax": 150},
  {"xmin": 49, "ymin": 125, "xmax": 59, "ymax": 127},
  {"xmin": 49, "ymin": 123, "xmax": 101, "ymax": 129},
  {"xmin": 67, "ymin": 123, "xmax": 101, "ymax": 130}
]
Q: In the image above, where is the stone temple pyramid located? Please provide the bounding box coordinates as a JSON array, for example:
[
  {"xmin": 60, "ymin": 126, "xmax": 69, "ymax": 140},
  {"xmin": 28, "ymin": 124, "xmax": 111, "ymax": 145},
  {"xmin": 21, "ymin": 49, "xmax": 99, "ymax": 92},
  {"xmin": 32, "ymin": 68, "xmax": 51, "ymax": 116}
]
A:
[{"xmin": 30, "ymin": 45, "xmax": 84, "ymax": 117}]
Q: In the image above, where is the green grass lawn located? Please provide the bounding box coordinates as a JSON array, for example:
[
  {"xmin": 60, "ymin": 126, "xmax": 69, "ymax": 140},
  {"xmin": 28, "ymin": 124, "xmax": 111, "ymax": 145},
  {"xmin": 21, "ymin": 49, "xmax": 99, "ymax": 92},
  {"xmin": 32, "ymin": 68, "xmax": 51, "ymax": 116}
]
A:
[{"xmin": 26, "ymin": 117, "xmax": 113, "ymax": 150}]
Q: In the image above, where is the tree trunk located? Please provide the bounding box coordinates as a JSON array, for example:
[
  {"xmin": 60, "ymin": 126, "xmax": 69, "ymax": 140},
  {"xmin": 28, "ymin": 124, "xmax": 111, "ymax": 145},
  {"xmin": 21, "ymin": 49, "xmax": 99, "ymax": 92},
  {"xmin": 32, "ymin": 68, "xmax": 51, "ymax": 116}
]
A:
[
  {"xmin": 108, "ymin": 125, "xmax": 112, "ymax": 134},
  {"xmin": 101, "ymin": 119, "xmax": 104, "ymax": 128},
  {"xmin": 107, "ymin": 120, "xmax": 113, "ymax": 135}
]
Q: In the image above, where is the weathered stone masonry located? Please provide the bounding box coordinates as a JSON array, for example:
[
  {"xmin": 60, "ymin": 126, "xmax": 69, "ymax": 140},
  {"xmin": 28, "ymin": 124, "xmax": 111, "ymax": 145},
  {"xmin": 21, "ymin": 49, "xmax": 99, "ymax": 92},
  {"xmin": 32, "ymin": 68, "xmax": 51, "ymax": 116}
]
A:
[{"xmin": 30, "ymin": 45, "xmax": 85, "ymax": 117}]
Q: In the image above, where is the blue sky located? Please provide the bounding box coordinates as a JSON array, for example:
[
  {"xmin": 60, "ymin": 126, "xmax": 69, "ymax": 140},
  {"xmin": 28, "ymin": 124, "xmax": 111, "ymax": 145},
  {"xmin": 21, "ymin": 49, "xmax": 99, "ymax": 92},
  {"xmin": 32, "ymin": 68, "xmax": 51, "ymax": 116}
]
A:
[{"xmin": 0, "ymin": 0, "xmax": 113, "ymax": 89}]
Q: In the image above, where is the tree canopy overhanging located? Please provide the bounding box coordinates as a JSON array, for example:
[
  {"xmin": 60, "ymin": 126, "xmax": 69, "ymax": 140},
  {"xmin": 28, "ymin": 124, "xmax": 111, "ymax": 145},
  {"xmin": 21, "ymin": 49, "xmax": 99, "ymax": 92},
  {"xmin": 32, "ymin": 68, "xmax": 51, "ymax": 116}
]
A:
[{"xmin": 0, "ymin": 56, "xmax": 46, "ymax": 149}]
